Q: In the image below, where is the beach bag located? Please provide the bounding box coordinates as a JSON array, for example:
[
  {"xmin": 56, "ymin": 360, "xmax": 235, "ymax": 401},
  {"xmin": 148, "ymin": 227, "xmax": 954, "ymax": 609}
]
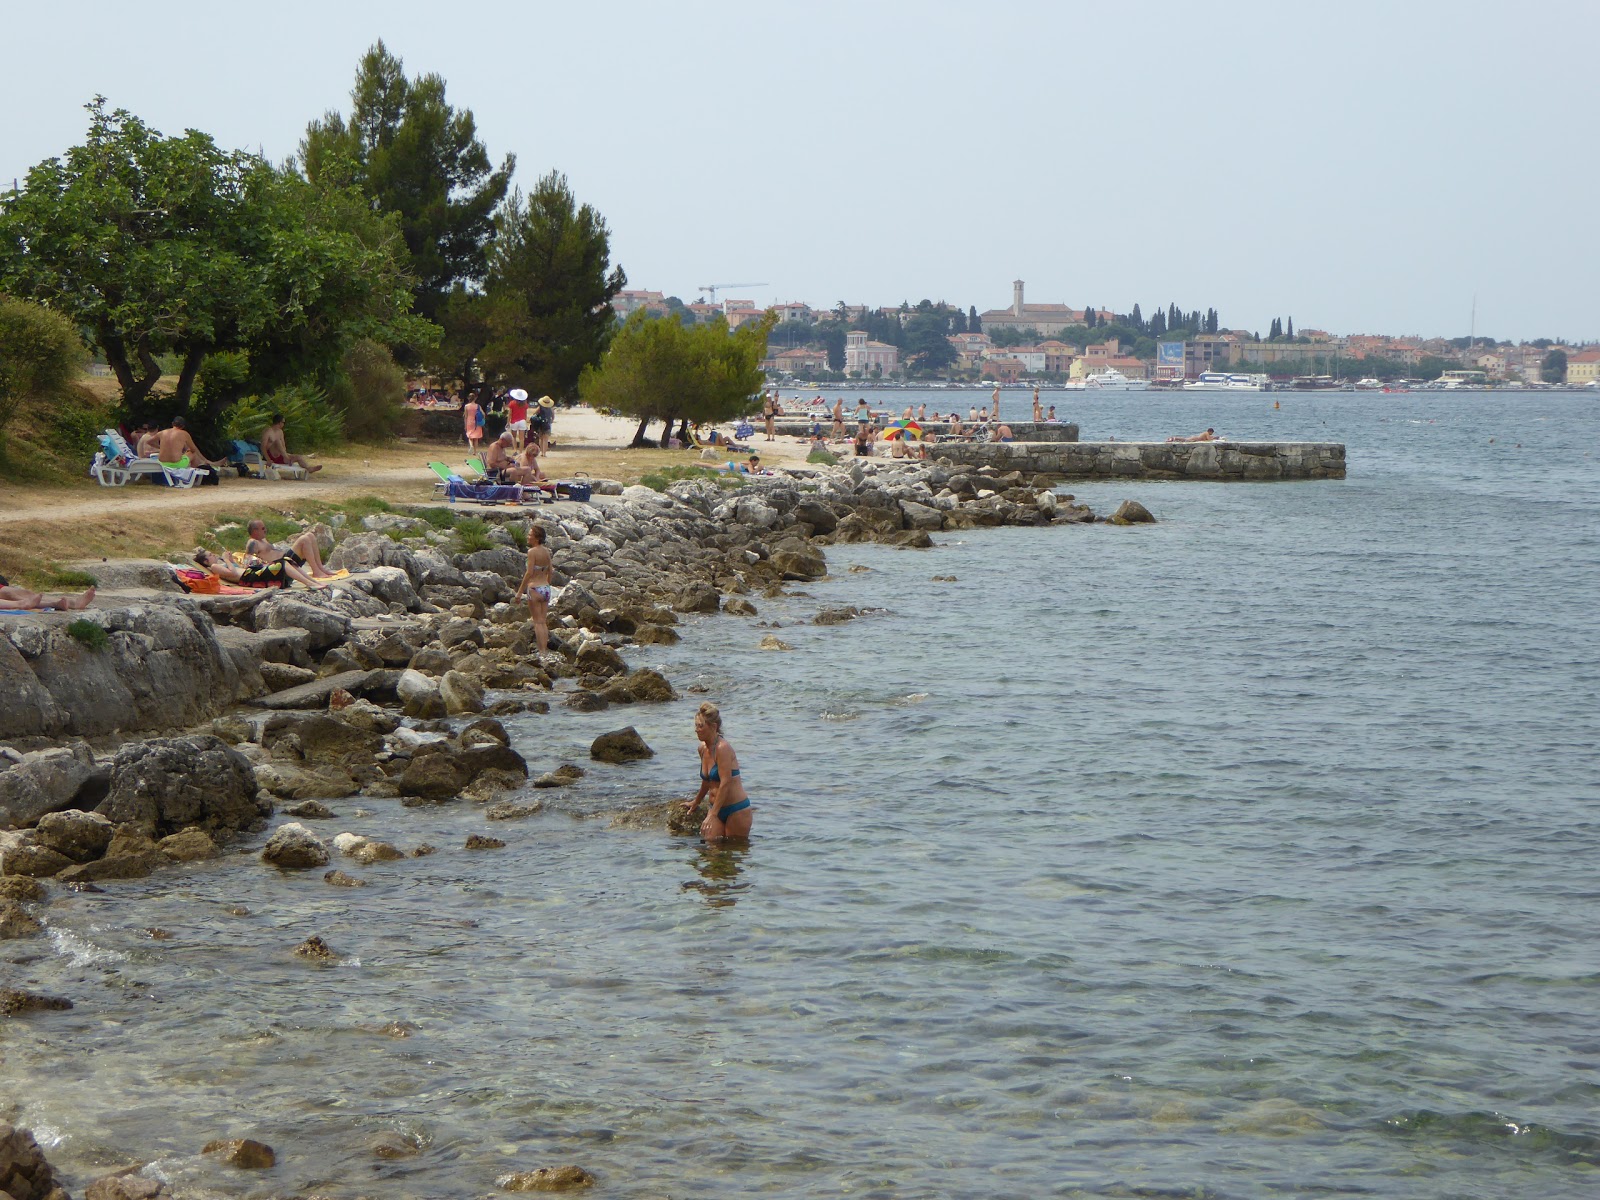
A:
[
  {"xmin": 474, "ymin": 407, "xmax": 485, "ymax": 427},
  {"xmin": 556, "ymin": 472, "xmax": 592, "ymax": 502}
]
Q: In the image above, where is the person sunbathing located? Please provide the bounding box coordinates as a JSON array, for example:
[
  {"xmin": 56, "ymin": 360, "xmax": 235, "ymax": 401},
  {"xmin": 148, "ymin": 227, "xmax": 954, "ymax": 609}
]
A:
[
  {"xmin": 244, "ymin": 520, "xmax": 337, "ymax": 579},
  {"xmin": 0, "ymin": 574, "xmax": 96, "ymax": 610},
  {"xmin": 482, "ymin": 434, "xmax": 516, "ymax": 482},
  {"xmin": 506, "ymin": 444, "xmax": 555, "ymax": 490},
  {"xmin": 193, "ymin": 549, "xmax": 324, "ymax": 590},
  {"xmin": 1167, "ymin": 428, "xmax": 1218, "ymax": 442},
  {"xmin": 260, "ymin": 414, "xmax": 322, "ymax": 473},
  {"xmin": 156, "ymin": 417, "xmax": 225, "ymax": 482}
]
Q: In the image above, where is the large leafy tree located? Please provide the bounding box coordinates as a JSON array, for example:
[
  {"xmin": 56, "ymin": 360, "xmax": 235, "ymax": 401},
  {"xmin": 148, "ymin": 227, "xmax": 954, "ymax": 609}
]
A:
[
  {"xmin": 480, "ymin": 171, "xmax": 626, "ymax": 399},
  {"xmin": 579, "ymin": 310, "xmax": 774, "ymax": 447},
  {"xmin": 904, "ymin": 310, "xmax": 956, "ymax": 373},
  {"xmin": 0, "ymin": 99, "xmax": 430, "ymax": 426},
  {"xmin": 301, "ymin": 41, "xmax": 513, "ymax": 324}
]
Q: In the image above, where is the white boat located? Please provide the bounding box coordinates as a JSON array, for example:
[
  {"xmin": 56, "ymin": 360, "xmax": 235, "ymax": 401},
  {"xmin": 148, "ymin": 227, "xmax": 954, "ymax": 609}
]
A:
[
  {"xmin": 1354, "ymin": 377, "xmax": 1383, "ymax": 390},
  {"xmin": 1084, "ymin": 368, "xmax": 1143, "ymax": 390},
  {"xmin": 1182, "ymin": 372, "xmax": 1271, "ymax": 392}
]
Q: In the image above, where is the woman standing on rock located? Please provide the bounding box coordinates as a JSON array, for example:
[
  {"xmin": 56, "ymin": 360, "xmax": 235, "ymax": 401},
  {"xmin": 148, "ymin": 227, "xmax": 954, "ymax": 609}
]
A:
[
  {"xmin": 512, "ymin": 524, "xmax": 553, "ymax": 655},
  {"xmin": 683, "ymin": 702, "xmax": 753, "ymax": 840}
]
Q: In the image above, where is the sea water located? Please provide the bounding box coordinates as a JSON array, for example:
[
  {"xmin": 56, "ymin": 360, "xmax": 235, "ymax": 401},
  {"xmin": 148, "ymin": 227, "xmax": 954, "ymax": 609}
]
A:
[{"xmin": 4, "ymin": 390, "xmax": 1599, "ymax": 1199}]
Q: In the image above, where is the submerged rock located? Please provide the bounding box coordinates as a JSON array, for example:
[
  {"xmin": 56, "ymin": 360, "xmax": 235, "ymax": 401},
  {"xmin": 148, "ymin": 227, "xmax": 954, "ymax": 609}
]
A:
[
  {"xmin": 532, "ymin": 764, "xmax": 585, "ymax": 789},
  {"xmin": 464, "ymin": 834, "xmax": 505, "ymax": 850},
  {"xmin": 85, "ymin": 1166, "xmax": 172, "ymax": 1200},
  {"xmin": 201, "ymin": 1137, "xmax": 276, "ymax": 1169},
  {"xmin": 498, "ymin": 1164, "xmax": 596, "ymax": 1191},
  {"xmin": 323, "ymin": 869, "xmax": 366, "ymax": 888},
  {"xmin": 0, "ymin": 876, "xmax": 45, "ymax": 902},
  {"xmin": 291, "ymin": 936, "xmax": 336, "ymax": 962},
  {"xmin": 589, "ymin": 727, "xmax": 653, "ymax": 764},
  {"xmin": 158, "ymin": 827, "xmax": 219, "ymax": 862},
  {"xmin": 260, "ymin": 822, "xmax": 330, "ymax": 870},
  {"xmin": 0, "ymin": 899, "xmax": 42, "ymax": 939},
  {"xmin": 0, "ymin": 987, "xmax": 72, "ymax": 1016}
]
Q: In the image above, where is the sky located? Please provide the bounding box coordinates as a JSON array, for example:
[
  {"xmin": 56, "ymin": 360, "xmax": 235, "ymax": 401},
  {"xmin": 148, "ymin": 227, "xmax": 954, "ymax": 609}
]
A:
[{"xmin": 5, "ymin": 0, "xmax": 1596, "ymax": 343}]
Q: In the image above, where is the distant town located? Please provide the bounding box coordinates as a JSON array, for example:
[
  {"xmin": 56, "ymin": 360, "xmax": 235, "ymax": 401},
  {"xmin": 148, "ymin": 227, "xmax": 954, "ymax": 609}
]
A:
[{"xmin": 612, "ymin": 280, "xmax": 1599, "ymax": 389}]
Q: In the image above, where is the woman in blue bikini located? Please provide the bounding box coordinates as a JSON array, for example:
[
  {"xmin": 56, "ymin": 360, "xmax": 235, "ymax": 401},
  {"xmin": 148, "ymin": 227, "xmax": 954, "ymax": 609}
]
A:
[{"xmin": 683, "ymin": 702, "xmax": 753, "ymax": 840}]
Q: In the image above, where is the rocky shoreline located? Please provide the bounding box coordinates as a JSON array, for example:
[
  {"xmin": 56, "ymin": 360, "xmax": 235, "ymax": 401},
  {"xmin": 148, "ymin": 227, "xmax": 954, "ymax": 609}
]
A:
[{"xmin": 0, "ymin": 456, "xmax": 1148, "ymax": 1197}]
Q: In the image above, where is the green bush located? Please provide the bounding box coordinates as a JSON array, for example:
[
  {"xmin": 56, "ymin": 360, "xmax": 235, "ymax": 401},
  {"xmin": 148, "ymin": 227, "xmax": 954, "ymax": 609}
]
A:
[
  {"xmin": 507, "ymin": 523, "xmax": 529, "ymax": 551},
  {"xmin": 66, "ymin": 618, "xmax": 109, "ymax": 651},
  {"xmin": 222, "ymin": 383, "xmax": 345, "ymax": 451},
  {"xmin": 417, "ymin": 507, "xmax": 458, "ymax": 529},
  {"xmin": 0, "ymin": 295, "xmax": 86, "ymax": 434},
  {"xmin": 639, "ymin": 465, "xmax": 743, "ymax": 492},
  {"xmin": 330, "ymin": 339, "xmax": 407, "ymax": 443},
  {"xmin": 453, "ymin": 517, "xmax": 493, "ymax": 553},
  {"xmin": 806, "ymin": 447, "xmax": 840, "ymax": 465}
]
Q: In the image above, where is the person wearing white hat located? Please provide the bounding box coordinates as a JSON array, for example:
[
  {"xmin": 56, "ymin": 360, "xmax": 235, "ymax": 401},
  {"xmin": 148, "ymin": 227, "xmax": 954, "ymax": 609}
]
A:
[{"xmin": 506, "ymin": 388, "xmax": 530, "ymax": 451}]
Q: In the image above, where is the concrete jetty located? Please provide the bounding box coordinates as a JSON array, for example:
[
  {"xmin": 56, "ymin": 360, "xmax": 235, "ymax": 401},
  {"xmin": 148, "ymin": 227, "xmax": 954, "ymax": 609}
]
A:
[{"xmin": 929, "ymin": 440, "xmax": 1345, "ymax": 481}]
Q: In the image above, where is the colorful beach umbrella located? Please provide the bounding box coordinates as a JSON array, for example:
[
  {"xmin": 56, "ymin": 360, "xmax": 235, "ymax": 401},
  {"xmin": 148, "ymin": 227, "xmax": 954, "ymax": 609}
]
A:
[{"xmin": 880, "ymin": 420, "xmax": 924, "ymax": 441}]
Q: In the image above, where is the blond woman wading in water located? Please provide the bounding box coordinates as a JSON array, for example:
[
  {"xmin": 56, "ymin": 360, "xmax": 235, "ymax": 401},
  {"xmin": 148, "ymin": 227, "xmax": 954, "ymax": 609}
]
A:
[{"xmin": 682, "ymin": 702, "xmax": 753, "ymax": 840}]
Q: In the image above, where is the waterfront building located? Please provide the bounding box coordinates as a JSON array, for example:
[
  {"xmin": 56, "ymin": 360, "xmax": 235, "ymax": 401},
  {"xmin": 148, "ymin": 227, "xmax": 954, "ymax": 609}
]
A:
[
  {"xmin": 947, "ymin": 331, "xmax": 993, "ymax": 366},
  {"xmin": 1567, "ymin": 349, "xmax": 1600, "ymax": 384},
  {"xmin": 844, "ymin": 330, "xmax": 899, "ymax": 375}
]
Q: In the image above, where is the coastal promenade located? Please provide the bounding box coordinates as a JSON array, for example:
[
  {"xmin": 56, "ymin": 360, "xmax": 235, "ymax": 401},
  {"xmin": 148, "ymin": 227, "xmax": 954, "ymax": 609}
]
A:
[{"xmin": 930, "ymin": 439, "xmax": 1346, "ymax": 480}]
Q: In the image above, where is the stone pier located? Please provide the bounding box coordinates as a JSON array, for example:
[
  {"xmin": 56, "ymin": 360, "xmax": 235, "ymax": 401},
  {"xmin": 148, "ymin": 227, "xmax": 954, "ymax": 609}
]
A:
[{"xmin": 928, "ymin": 440, "xmax": 1345, "ymax": 481}]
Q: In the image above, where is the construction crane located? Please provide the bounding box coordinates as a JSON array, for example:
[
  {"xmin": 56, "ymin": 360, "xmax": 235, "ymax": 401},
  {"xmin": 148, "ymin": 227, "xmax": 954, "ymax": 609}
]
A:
[{"xmin": 696, "ymin": 282, "xmax": 768, "ymax": 304}]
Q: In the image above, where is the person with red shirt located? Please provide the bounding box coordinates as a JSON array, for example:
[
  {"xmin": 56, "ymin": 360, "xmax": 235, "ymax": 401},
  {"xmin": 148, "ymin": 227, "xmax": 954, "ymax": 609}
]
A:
[{"xmin": 505, "ymin": 388, "xmax": 530, "ymax": 451}]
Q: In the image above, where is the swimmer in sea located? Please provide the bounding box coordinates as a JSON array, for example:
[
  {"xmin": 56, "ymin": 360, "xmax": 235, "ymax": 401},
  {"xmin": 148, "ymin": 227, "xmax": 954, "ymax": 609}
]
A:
[
  {"xmin": 512, "ymin": 523, "xmax": 553, "ymax": 655},
  {"xmin": 682, "ymin": 701, "xmax": 753, "ymax": 841}
]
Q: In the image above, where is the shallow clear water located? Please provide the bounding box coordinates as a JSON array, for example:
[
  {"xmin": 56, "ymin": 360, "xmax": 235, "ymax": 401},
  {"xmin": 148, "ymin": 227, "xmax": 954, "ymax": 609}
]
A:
[{"xmin": 5, "ymin": 391, "xmax": 1599, "ymax": 1198}]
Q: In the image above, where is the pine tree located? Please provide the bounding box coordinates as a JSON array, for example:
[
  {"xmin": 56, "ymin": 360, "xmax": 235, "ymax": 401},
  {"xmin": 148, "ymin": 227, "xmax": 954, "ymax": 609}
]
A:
[
  {"xmin": 1130, "ymin": 303, "xmax": 1143, "ymax": 332},
  {"xmin": 1287, "ymin": 316, "xmax": 1294, "ymax": 339},
  {"xmin": 969, "ymin": 305, "xmax": 981, "ymax": 333}
]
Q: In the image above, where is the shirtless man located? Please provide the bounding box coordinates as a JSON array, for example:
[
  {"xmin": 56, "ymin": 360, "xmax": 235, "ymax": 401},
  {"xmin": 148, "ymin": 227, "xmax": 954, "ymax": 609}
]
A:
[
  {"xmin": 156, "ymin": 417, "xmax": 225, "ymax": 480},
  {"xmin": 512, "ymin": 524, "xmax": 553, "ymax": 655},
  {"xmin": 0, "ymin": 574, "xmax": 96, "ymax": 611},
  {"xmin": 991, "ymin": 385, "xmax": 1002, "ymax": 421},
  {"xmin": 1032, "ymin": 387, "xmax": 1043, "ymax": 422},
  {"xmin": 245, "ymin": 519, "xmax": 336, "ymax": 579},
  {"xmin": 1167, "ymin": 428, "xmax": 1218, "ymax": 443},
  {"xmin": 483, "ymin": 433, "xmax": 516, "ymax": 482},
  {"xmin": 260, "ymin": 414, "xmax": 322, "ymax": 474},
  {"xmin": 831, "ymin": 397, "xmax": 845, "ymax": 440},
  {"xmin": 133, "ymin": 425, "xmax": 160, "ymax": 459}
]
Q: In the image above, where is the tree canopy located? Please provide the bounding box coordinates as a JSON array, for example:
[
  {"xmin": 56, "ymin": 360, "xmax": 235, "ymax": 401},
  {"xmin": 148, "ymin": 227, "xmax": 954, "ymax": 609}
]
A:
[
  {"xmin": 479, "ymin": 171, "xmax": 626, "ymax": 399},
  {"xmin": 579, "ymin": 310, "xmax": 774, "ymax": 446},
  {"xmin": 0, "ymin": 99, "xmax": 430, "ymax": 425},
  {"xmin": 301, "ymin": 40, "xmax": 514, "ymax": 325}
]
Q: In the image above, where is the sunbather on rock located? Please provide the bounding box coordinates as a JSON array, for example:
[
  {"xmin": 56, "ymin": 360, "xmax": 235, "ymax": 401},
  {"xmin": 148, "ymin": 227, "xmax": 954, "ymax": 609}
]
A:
[
  {"xmin": 0, "ymin": 574, "xmax": 96, "ymax": 610},
  {"xmin": 261, "ymin": 414, "xmax": 322, "ymax": 473},
  {"xmin": 245, "ymin": 520, "xmax": 337, "ymax": 579},
  {"xmin": 194, "ymin": 549, "xmax": 325, "ymax": 590}
]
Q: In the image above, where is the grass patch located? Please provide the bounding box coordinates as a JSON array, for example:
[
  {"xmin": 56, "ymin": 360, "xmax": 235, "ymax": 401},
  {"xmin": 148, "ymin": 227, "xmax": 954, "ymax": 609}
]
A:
[
  {"xmin": 807, "ymin": 447, "xmax": 840, "ymax": 465},
  {"xmin": 639, "ymin": 465, "xmax": 743, "ymax": 492},
  {"xmin": 66, "ymin": 618, "xmax": 109, "ymax": 651},
  {"xmin": 453, "ymin": 517, "xmax": 494, "ymax": 553},
  {"xmin": 417, "ymin": 507, "xmax": 458, "ymax": 530},
  {"xmin": 330, "ymin": 496, "xmax": 394, "ymax": 520},
  {"xmin": 45, "ymin": 567, "xmax": 98, "ymax": 588},
  {"xmin": 506, "ymin": 522, "xmax": 529, "ymax": 551}
]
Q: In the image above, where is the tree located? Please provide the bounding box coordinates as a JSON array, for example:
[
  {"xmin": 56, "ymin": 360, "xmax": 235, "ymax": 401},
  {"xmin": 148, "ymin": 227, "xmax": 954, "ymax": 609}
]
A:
[
  {"xmin": 579, "ymin": 310, "xmax": 774, "ymax": 446},
  {"xmin": 300, "ymin": 41, "xmax": 513, "ymax": 325},
  {"xmin": 1286, "ymin": 316, "xmax": 1294, "ymax": 339},
  {"xmin": 1541, "ymin": 349, "xmax": 1568, "ymax": 383},
  {"xmin": 1129, "ymin": 303, "xmax": 1143, "ymax": 332},
  {"xmin": 969, "ymin": 305, "xmax": 981, "ymax": 333},
  {"xmin": 904, "ymin": 310, "xmax": 957, "ymax": 373},
  {"xmin": 0, "ymin": 295, "xmax": 84, "ymax": 434},
  {"xmin": 0, "ymin": 99, "xmax": 428, "ymax": 426},
  {"xmin": 479, "ymin": 172, "xmax": 626, "ymax": 400}
]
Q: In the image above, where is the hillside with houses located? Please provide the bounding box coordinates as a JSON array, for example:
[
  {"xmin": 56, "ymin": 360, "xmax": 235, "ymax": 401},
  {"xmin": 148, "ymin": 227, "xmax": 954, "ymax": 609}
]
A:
[{"xmin": 611, "ymin": 280, "xmax": 1596, "ymax": 387}]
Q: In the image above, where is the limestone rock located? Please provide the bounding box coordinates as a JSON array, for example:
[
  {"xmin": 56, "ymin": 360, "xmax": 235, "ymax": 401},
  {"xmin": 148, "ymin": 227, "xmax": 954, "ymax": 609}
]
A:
[
  {"xmin": 201, "ymin": 1138, "xmax": 276, "ymax": 1169},
  {"xmin": 439, "ymin": 670, "xmax": 486, "ymax": 715},
  {"xmin": 34, "ymin": 808, "xmax": 115, "ymax": 862},
  {"xmin": 56, "ymin": 850, "xmax": 167, "ymax": 883},
  {"xmin": 1110, "ymin": 499, "xmax": 1156, "ymax": 525},
  {"xmin": 0, "ymin": 835, "xmax": 73, "ymax": 878},
  {"xmin": 283, "ymin": 799, "xmax": 334, "ymax": 819},
  {"xmin": 399, "ymin": 752, "xmax": 467, "ymax": 802},
  {"xmin": 813, "ymin": 606, "xmax": 860, "ymax": 626},
  {"xmin": 672, "ymin": 581, "xmax": 721, "ymax": 614},
  {"xmin": 723, "ymin": 597, "xmax": 758, "ymax": 617},
  {"xmin": 0, "ymin": 742, "xmax": 102, "ymax": 829},
  {"xmin": 349, "ymin": 840, "xmax": 404, "ymax": 865},
  {"xmin": 0, "ymin": 1123, "xmax": 70, "ymax": 1200},
  {"xmin": 329, "ymin": 698, "xmax": 402, "ymax": 735},
  {"xmin": 460, "ymin": 717, "xmax": 511, "ymax": 749},
  {"xmin": 564, "ymin": 690, "xmax": 609, "ymax": 712},
  {"xmin": 0, "ymin": 899, "xmax": 42, "ymax": 938},
  {"xmin": 793, "ymin": 498, "xmax": 839, "ymax": 533},
  {"xmin": 631, "ymin": 623, "xmax": 681, "ymax": 646},
  {"xmin": 86, "ymin": 1166, "xmax": 172, "ymax": 1200},
  {"xmin": 464, "ymin": 834, "xmax": 505, "ymax": 850},
  {"xmin": 758, "ymin": 635, "xmax": 794, "ymax": 651},
  {"xmin": 158, "ymin": 828, "xmax": 219, "ymax": 862},
  {"xmin": 574, "ymin": 640, "xmax": 628, "ymax": 677},
  {"xmin": 260, "ymin": 822, "xmax": 330, "ymax": 869},
  {"xmin": 498, "ymin": 1165, "xmax": 596, "ymax": 1191},
  {"xmin": 769, "ymin": 545, "xmax": 827, "ymax": 579},
  {"xmin": 97, "ymin": 735, "xmax": 266, "ymax": 838},
  {"xmin": 589, "ymin": 727, "xmax": 654, "ymax": 764},
  {"xmin": 396, "ymin": 669, "xmax": 446, "ymax": 719},
  {"xmin": 250, "ymin": 669, "xmax": 373, "ymax": 711},
  {"xmin": 437, "ymin": 617, "xmax": 484, "ymax": 650},
  {"xmin": 599, "ymin": 668, "xmax": 677, "ymax": 705},
  {"xmin": 259, "ymin": 661, "xmax": 318, "ymax": 692},
  {"xmin": 260, "ymin": 595, "xmax": 351, "ymax": 652},
  {"xmin": 0, "ymin": 876, "xmax": 45, "ymax": 902},
  {"xmin": 261, "ymin": 713, "xmax": 383, "ymax": 766},
  {"xmin": 485, "ymin": 802, "xmax": 541, "ymax": 821},
  {"xmin": 532, "ymin": 764, "xmax": 585, "ymax": 788},
  {"xmin": 323, "ymin": 869, "xmax": 366, "ymax": 888}
]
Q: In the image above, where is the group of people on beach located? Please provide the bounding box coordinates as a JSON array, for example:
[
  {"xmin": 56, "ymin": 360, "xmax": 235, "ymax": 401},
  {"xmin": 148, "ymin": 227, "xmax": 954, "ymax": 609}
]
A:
[
  {"xmin": 117, "ymin": 413, "xmax": 322, "ymax": 485},
  {"xmin": 461, "ymin": 386, "xmax": 554, "ymax": 459}
]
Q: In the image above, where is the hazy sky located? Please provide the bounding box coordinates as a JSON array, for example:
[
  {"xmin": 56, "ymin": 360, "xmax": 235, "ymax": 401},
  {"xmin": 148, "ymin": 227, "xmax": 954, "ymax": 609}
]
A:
[{"xmin": 6, "ymin": 0, "xmax": 1596, "ymax": 342}]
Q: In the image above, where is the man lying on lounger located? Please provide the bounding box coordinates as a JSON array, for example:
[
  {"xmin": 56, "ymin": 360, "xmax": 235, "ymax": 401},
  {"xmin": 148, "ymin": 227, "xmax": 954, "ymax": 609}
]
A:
[
  {"xmin": 260, "ymin": 413, "xmax": 322, "ymax": 474},
  {"xmin": 0, "ymin": 574, "xmax": 96, "ymax": 611},
  {"xmin": 244, "ymin": 520, "xmax": 338, "ymax": 579},
  {"xmin": 193, "ymin": 549, "xmax": 325, "ymax": 590},
  {"xmin": 156, "ymin": 417, "xmax": 225, "ymax": 484}
]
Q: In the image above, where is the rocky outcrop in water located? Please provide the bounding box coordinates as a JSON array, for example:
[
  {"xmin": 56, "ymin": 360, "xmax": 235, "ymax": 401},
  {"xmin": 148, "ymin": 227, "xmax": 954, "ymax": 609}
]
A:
[{"xmin": 0, "ymin": 1123, "xmax": 72, "ymax": 1200}]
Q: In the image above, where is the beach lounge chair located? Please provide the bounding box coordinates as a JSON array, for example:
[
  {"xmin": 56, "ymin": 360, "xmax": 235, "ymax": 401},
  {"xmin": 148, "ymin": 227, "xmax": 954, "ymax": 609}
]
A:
[
  {"xmin": 91, "ymin": 431, "xmax": 201, "ymax": 488},
  {"xmin": 428, "ymin": 461, "xmax": 459, "ymax": 497}
]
